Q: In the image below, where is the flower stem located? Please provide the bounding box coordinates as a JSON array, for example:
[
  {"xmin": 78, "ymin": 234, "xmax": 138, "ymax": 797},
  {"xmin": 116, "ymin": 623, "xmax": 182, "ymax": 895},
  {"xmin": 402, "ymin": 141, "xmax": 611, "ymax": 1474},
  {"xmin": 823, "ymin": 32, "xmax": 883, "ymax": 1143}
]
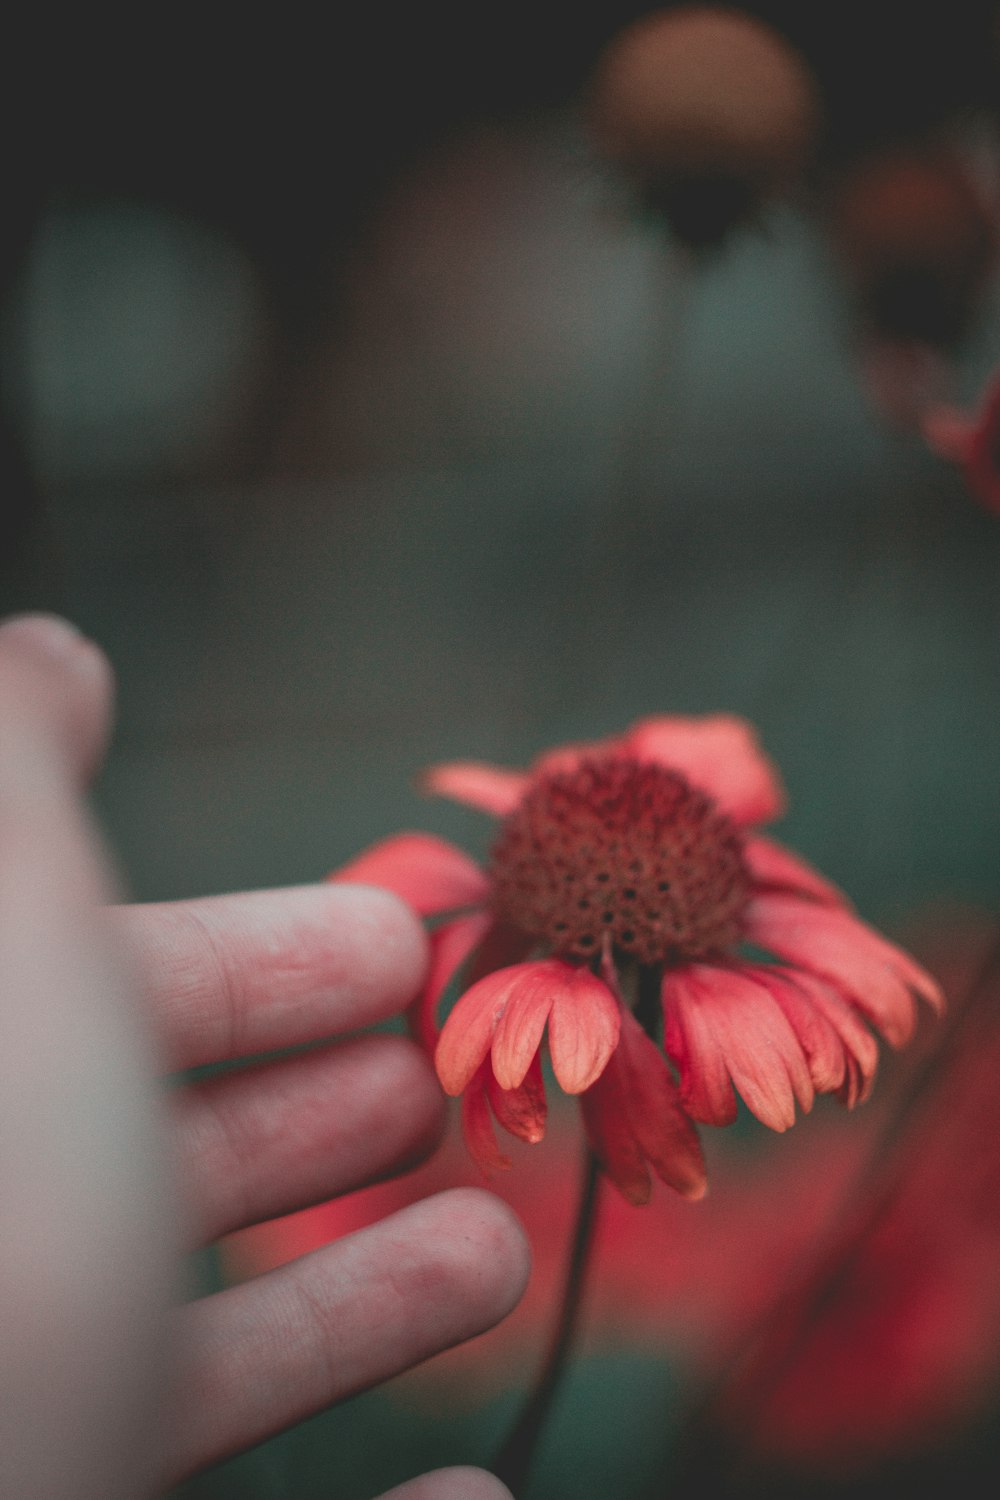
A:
[{"xmin": 493, "ymin": 1143, "xmax": 603, "ymax": 1497}]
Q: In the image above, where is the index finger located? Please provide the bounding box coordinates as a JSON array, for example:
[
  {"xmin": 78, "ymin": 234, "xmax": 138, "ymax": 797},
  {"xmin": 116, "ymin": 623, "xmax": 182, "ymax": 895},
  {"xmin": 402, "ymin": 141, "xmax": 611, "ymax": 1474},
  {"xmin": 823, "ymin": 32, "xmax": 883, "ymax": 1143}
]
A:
[{"xmin": 112, "ymin": 883, "xmax": 429, "ymax": 1070}]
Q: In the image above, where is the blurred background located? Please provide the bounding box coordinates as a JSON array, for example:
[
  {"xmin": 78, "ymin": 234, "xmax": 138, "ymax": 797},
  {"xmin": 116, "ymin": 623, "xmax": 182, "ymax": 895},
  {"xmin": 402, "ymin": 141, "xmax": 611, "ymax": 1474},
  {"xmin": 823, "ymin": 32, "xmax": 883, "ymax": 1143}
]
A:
[{"xmin": 4, "ymin": 3, "xmax": 1000, "ymax": 1496}]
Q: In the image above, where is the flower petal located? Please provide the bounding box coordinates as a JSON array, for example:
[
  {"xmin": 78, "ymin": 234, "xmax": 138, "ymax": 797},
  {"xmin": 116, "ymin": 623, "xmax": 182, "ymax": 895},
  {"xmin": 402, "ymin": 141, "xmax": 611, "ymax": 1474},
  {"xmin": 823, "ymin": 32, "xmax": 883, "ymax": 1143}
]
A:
[
  {"xmin": 461, "ymin": 1064, "xmax": 511, "ymax": 1174},
  {"xmin": 487, "ymin": 1053, "xmax": 547, "ymax": 1144},
  {"xmin": 490, "ymin": 967, "xmax": 556, "ymax": 1090},
  {"xmin": 420, "ymin": 760, "xmax": 529, "ymax": 816},
  {"xmin": 435, "ymin": 963, "xmax": 532, "ymax": 1095},
  {"xmin": 746, "ymin": 894, "xmax": 943, "ymax": 1047},
  {"xmin": 331, "ymin": 832, "xmax": 490, "ymax": 917},
  {"xmin": 581, "ymin": 1047, "xmax": 653, "ymax": 1206},
  {"xmin": 744, "ymin": 835, "xmax": 849, "ymax": 907},
  {"xmin": 662, "ymin": 971, "xmax": 737, "ymax": 1126},
  {"xmin": 963, "ymin": 375, "xmax": 1000, "ymax": 512},
  {"xmin": 409, "ymin": 910, "xmax": 493, "ymax": 1053},
  {"xmin": 531, "ymin": 737, "xmax": 608, "ymax": 779},
  {"xmin": 621, "ymin": 714, "xmax": 786, "ymax": 826},
  {"xmin": 778, "ymin": 969, "xmax": 879, "ymax": 1106},
  {"xmin": 744, "ymin": 965, "xmax": 849, "ymax": 1097},
  {"xmin": 547, "ymin": 966, "xmax": 622, "ymax": 1094},
  {"xmin": 616, "ymin": 1006, "xmax": 707, "ymax": 1200},
  {"xmin": 662, "ymin": 963, "xmax": 814, "ymax": 1131}
]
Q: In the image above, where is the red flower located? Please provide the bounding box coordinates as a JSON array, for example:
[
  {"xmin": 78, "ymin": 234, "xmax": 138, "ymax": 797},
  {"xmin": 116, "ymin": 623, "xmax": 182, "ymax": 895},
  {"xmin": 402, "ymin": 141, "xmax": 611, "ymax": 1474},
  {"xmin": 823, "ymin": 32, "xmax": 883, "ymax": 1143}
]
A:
[
  {"xmin": 715, "ymin": 914, "xmax": 1000, "ymax": 1473},
  {"xmin": 923, "ymin": 366, "xmax": 1000, "ymax": 513},
  {"xmin": 335, "ymin": 716, "xmax": 942, "ymax": 1204}
]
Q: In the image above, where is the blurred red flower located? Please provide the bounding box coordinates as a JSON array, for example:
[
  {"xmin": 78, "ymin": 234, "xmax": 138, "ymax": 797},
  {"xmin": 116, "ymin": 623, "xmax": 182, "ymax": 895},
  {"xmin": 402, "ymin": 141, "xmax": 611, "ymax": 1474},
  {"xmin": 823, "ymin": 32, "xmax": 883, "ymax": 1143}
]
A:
[
  {"xmin": 715, "ymin": 913, "xmax": 1000, "ymax": 1473},
  {"xmin": 924, "ymin": 366, "xmax": 1000, "ymax": 513}
]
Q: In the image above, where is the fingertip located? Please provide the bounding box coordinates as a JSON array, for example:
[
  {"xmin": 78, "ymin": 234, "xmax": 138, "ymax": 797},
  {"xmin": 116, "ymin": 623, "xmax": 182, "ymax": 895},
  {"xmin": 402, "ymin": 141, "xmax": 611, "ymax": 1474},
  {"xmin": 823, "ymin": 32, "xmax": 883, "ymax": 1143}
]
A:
[
  {"xmin": 164, "ymin": 1185, "xmax": 531, "ymax": 1476},
  {"xmin": 378, "ymin": 1467, "xmax": 514, "ymax": 1500},
  {"xmin": 0, "ymin": 613, "xmax": 114, "ymax": 785},
  {"xmin": 321, "ymin": 881, "xmax": 430, "ymax": 1018},
  {"xmin": 424, "ymin": 1187, "xmax": 533, "ymax": 1331}
]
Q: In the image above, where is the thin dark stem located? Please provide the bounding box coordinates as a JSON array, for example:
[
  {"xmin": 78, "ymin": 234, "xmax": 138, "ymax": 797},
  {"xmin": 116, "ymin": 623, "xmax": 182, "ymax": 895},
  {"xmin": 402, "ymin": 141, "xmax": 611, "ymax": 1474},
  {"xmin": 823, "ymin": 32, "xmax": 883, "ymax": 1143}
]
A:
[{"xmin": 493, "ymin": 1144, "xmax": 603, "ymax": 1497}]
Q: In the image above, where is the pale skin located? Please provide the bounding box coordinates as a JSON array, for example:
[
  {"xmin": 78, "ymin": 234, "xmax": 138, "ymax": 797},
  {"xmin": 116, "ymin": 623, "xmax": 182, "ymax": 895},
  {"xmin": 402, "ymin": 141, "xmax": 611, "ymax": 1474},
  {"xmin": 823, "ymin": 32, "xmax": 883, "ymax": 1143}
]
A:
[{"xmin": 0, "ymin": 613, "xmax": 530, "ymax": 1500}]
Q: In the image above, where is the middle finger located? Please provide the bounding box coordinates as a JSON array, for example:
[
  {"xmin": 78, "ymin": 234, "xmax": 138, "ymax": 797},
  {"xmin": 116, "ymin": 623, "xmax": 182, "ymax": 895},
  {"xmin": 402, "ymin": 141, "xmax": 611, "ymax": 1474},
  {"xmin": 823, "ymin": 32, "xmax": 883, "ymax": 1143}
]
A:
[{"xmin": 171, "ymin": 1033, "xmax": 446, "ymax": 1247}]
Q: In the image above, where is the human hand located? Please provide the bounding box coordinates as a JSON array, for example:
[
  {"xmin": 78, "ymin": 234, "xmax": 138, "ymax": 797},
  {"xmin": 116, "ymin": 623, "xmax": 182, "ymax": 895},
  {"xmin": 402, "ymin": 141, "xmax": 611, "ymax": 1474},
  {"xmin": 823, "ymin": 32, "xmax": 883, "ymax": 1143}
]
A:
[{"xmin": 0, "ymin": 614, "xmax": 529, "ymax": 1500}]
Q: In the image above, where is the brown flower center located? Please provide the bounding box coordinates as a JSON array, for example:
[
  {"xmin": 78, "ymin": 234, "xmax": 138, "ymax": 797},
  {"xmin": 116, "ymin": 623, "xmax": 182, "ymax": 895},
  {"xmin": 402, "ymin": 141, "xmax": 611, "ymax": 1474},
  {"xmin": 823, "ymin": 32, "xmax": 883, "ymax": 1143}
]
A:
[{"xmin": 489, "ymin": 756, "xmax": 751, "ymax": 964}]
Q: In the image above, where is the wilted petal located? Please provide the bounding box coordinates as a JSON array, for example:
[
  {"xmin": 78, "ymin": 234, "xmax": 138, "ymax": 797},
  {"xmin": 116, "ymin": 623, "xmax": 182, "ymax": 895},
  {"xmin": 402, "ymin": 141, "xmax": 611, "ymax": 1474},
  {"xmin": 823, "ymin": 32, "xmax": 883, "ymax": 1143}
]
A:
[
  {"xmin": 331, "ymin": 832, "xmax": 490, "ymax": 917},
  {"xmin": 490, "ymin": 966, "xmax": 556, "ymax": 1090},
  {"xmin": 461, "ymin": 1064, "xmax": 511, "ymax": 1174},
  {"xmin": 421, "ymin": 760, "xmax": 529, "ymax": 816},
  {"xmin": 488, "ymin": 1053, "xmax": 548, "ymax": 1144},
  {"xmin": 744, "ymin": 835, "xmax": 849, "ymax": 907},
  {"xmin": 663, "ymin": 963, "xmax": 814, "ymax": 1132},
  {"xmin": 582, "ymin": 1047, "xmax": 652, "ymax": 1206},
  {"xmin": 409, "ymin": 910, "xmax": 493, "ymax": 1052},
  {"xmin": 622, "ymin": 714, "xmax": 786, "ymax": 827},
  {"xmin": 547, "ymin": 966, "xmax": 621, "ymax": 1094},
  {"xmin": 616, "ymin": 1006, "xmax": 706, "ymax": 1200},
  {"xmin": 435, "ymin": 964, "xmax": 532, "ymax": 1095},
  {"xmin": 746, "ymin": 894, "xmax": 943, "ymax": 1047}
]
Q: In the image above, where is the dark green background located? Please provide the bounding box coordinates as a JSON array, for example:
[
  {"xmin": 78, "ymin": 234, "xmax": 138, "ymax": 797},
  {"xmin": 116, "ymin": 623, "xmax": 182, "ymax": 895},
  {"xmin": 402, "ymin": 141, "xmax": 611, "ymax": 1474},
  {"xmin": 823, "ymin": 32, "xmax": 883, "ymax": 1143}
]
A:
[{"xmin": 3, "ymin": 7, "xmax": 1000, "ymax": 1496}]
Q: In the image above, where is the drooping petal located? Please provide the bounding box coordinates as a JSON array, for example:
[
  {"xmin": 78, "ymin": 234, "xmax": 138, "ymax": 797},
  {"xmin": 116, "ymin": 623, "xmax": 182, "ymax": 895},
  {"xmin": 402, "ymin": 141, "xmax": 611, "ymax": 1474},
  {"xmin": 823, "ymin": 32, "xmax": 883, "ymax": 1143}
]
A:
[
  {"xmin": 662, "ymin": 963, "xmax": 814, "ymax": 1132},
  {"xmin": 331, "ymin": 832, "xmax": 490, "ymax": 917},
  {"xmin": 461, "ymin": 1064, "xmax": 511, "ymax": 1174},
  {"xmin": 421, "ymin": 760, "xmax": 529, "ymax": 817},
  {"xmin": 435, "ymin": 963, "xmax": 533, "ymax": 1095},
  {"xmin": 581, "ymin": 1046, "xmax": 653, "ymax": 1206},
  {"xmin": 487, "ymin": 1053, "xmax": 548, "ymax": 1144},
  {"xmin": 662, "ymin": 969, "xmax": 737, "ymax": 1127},
  {"xmin": 744, "ymin": 835, "xmax": 849, "ymax": 907},
  {"xmin": 621, "ymin": 714, "xmax": 787, "ymax": 827},
  {"xmin": 746, "ymin": 894, "xmax": 944, "ymax": 1048},
  {"xmin": 408, "ymin": 910, "xmax": 493, "ymax": 1053},
  {"xmin": 479, "ymin": 959, "xmax": 621, "ymax": 1094},
  {"xmin": 779, "ymin": 969, "xmax": 879, "ymax": 1107},
  {"xmin": 490, "ymin": 968, "xmax": 556, "ymax": 1090},
  {"xmin": 744, "ymin": 964, "xmax": 849, "ymax": 1097},
  {"xmin": 547, "ymin": 966, "xmax": 622, "ymax": 1094},
  {"xmin": 616, "ymin": 1005, "xmax": 707, "ymax": 1200},
  {"xmin": 582, "ymin": 1003, "xmax": 706, "ymax": 1204}
]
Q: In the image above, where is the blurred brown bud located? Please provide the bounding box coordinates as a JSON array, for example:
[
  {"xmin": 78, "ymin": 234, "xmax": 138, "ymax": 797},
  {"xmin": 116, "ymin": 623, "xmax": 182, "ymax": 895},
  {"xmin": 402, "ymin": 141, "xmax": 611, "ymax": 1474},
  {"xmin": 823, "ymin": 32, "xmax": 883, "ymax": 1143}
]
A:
[{"xmin": 587, "ymin": 6, "xmax": 821, "ymax": 242}]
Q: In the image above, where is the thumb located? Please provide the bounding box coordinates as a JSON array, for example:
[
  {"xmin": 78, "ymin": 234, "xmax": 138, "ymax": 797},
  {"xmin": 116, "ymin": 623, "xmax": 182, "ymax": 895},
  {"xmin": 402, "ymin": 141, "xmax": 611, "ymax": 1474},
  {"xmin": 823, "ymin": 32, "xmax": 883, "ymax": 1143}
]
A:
[{"xmin": 0, "ymin": 614, "xmax": 115, "ymax": 788}]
